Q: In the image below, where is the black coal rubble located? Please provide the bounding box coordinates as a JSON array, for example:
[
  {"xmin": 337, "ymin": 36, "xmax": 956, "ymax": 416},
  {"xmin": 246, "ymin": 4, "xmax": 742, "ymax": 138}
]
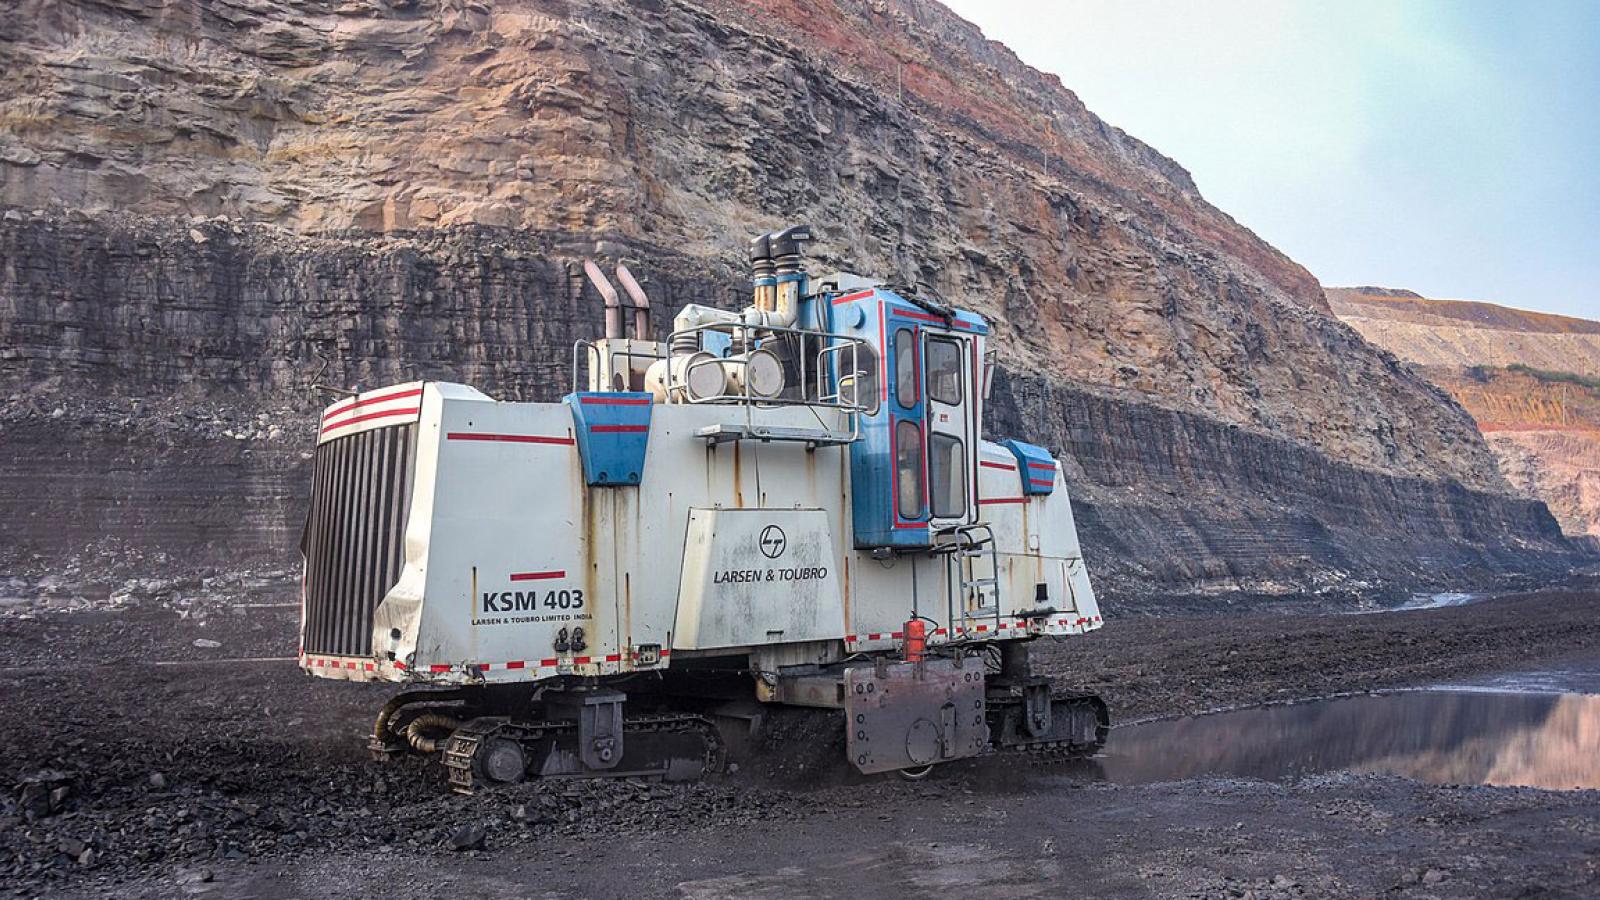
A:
[{"xmin": 1, "ymin": 754, "xmax": 816, "ymax": 890}]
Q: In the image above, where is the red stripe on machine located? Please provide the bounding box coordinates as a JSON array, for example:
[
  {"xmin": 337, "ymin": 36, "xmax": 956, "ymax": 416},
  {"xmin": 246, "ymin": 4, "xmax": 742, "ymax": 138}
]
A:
[
  {"xmin": 831, "ymin": 290, "xmax": 874, "ymax": 305},
  {"xmin": 605, "ymin": 654, "xmax": 622, "ymax": 662},
  {"xmin": 510, "ymin": 570, "xmax": 566, "ymax": 582},
  {"xmin": 320, "ymin": 407, "xmax": 420, "ymax": 435},
  {"xmin": 574, "ymin": 656, "xmax": 592, "ymax": 664},
  {"xmin": 980, "ymin": 460, "xmax": 1017, "ymax": 471},
  {"xmin": 887, "ymin": 307, "xmax": 986, "ymax": 331},
  {"xmin": 447, "ymin": 432, "xmax": 575, "ymax": 445},
  {"xmin": 505, "ymin": 660, "xmax": 525, "ymax": 669},
  {"xmin": 323, "ymin": 387, "xmax": 424, "ymax": 422},
  {"xmin": 428, "ymin": 664, "xmax": 451, "ymax": 673},
  {"xmin": 1029, "ymin": 479, "xmax": 1053, "ymax": 488},
  {"xmin": 540, "ymin": 658, "xmax": 559, "ymax": 667},
  {"xmin": 579, "ymin": 396, "xmax": 652, "ymax": 406},
  {"xmin": 1027, "ymin": 461, "xmax": 1056, "ymax": 470},
  {"xmin": 978, "ymin": 497, "xmax": 1026, "ymax": 505},
  {"xmin": 590, "ymin": 424, "xmax": 649, "ymax": 433}
]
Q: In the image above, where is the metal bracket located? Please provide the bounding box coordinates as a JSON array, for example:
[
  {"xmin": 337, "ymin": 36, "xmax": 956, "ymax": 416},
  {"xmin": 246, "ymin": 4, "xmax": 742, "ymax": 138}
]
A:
[
  {"xmin": 843, "ymin": 657, "xmax": 988, "ymax": 774},
  {"xmin": 545, "ymin": 687, "xmax": 626, "ymax": 771}
]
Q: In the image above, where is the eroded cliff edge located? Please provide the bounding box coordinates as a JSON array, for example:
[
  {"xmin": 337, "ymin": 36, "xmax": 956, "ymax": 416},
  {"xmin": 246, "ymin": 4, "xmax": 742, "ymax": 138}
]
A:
[{"xmin": 0, "ymin": 0, "xmax": 1589, "ymax": 606}]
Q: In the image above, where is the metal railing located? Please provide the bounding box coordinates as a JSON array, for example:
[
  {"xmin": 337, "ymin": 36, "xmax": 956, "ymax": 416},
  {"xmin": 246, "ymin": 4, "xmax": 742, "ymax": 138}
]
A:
[
  {"xmin": 571, "ymin": 323, "xmax": 873, "ymax": 443},
  {"xmin": 664, "ymin": 322, "xmax": 871, "ymax": 411}
]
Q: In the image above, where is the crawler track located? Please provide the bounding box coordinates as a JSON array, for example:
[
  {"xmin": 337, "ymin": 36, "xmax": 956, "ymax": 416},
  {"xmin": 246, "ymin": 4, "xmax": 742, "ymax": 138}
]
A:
[{"xmin": 443, "ymin": 713, "xmax": 727, "ymax": 795}]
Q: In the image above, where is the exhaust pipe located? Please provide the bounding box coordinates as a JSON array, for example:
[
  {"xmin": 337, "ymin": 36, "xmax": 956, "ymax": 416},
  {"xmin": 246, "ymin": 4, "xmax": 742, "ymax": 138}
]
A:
[
  {"xmin": 614, "ymin": 263, "xmax": 653, "ymax": 342},
  {"xmin": 583, "ymin": 259, "xmax": 624, "ymax": 340}
]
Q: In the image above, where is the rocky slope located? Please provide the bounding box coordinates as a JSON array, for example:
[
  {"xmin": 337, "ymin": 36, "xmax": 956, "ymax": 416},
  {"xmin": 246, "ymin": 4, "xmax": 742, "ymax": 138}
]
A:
[
  {"xmin": 1329, "ymin": 288, "xmax": 1600, "ymax": 376},
  {"xmin": 0, "ymin": 0, "xmax": 1588, "ymax": 606},
  {"xmin": 1330, "ymin": 288, "xmax": 1600, "ymax": 542}
]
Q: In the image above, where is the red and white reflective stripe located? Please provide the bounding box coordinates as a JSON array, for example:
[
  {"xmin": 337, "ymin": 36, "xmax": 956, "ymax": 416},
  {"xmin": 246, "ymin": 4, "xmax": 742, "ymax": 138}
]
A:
[
  {"xmin": 322, "ymin": 386, "xmax": 423, "ymax": 423},
  {"xmin": 446, "ymin": 432, "xmax": 575, "ymax": 445},
  {"xmin": 980, "ymin": 460, "xmax": 1017, "ymax": 471},
  {"xmin": 300, "ymin": 654, "xmax": 379, "ymax": 672},
  {"xmin": 320, "ymin": 406, "xmax": 420, "ymax": 435},
  {"xmin": 320, "ymin": 386, "xmax": 424, "ymax": 437}
]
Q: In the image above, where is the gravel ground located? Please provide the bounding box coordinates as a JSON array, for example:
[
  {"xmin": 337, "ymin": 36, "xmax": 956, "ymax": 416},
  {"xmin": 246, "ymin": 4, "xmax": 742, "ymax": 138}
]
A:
[{"xmin": 3, "ymin": 586, "xmax": 1599, "ymax": 898}]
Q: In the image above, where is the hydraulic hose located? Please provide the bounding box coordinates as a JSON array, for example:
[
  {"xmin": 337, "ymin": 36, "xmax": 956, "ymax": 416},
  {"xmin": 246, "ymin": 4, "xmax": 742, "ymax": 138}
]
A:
[
  {"xmin": 371, "ymin": 688, "xmax": 472, "ymax": 751},
  {"xmin": 405, "ymin": 713, "xmax": 462, "ymax": 755}
]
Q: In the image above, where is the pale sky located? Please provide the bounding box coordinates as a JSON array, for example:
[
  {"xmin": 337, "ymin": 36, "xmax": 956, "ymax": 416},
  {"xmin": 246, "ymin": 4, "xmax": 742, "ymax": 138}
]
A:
[{"xmin": 941, "ymin": 0, "xmax": 1600, "ymax": 320}]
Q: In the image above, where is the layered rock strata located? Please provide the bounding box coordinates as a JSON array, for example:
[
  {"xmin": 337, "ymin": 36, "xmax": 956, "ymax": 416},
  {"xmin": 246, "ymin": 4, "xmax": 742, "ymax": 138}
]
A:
[{"xmin": 0, "ymin": 0, "xmax": 1590, "ymax": 602}]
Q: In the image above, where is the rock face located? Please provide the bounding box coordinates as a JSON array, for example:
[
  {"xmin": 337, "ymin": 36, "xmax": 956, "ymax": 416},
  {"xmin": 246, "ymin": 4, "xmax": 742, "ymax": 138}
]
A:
[
  {"xmin": 0, "ymin": 0, "xmax": 1589, "ymax": 603},
  {"xmin": 1331, "ymin": 288, "xmax": 1600, "ymax": 543}
]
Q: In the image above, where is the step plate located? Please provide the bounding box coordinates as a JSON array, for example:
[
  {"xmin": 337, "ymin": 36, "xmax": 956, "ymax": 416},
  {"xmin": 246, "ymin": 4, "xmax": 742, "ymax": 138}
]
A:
[{"xmin": 844, "ymin": 658, "xmax": 989, "ymax": 774}]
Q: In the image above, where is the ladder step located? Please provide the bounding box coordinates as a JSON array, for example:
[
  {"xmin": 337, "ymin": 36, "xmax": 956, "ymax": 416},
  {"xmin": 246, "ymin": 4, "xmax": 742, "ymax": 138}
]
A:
[{"xmin": 964, "ymin": 578, "xmax": 998, "ymax": 588}]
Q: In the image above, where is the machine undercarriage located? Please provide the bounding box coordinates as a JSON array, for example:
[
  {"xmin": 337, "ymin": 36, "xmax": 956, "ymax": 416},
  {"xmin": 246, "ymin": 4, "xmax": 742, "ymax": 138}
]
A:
[{"xmin": 369, "ymin": 641, "xmax": 1107, "ymax": 793}]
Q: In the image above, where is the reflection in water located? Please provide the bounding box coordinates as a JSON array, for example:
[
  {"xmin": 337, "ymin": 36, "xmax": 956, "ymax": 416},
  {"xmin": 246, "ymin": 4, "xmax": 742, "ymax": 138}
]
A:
[{"xmin": 1103, "ymin": 691, "xmax": 1600, "ymax": 791}]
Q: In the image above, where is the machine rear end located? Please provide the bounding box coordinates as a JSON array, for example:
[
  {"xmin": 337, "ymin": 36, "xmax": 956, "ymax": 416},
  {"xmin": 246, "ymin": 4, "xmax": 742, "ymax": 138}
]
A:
[{"xmin": 298, "ymin": 226, "xmax": 1107, "ymax": 789}]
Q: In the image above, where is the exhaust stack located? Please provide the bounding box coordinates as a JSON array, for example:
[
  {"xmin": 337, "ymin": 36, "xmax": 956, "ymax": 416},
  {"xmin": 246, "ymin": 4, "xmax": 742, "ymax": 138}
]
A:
[
  {"xmin": 583, "ymin": 260, "xmax": 624, "ymax": 340},
  {"xmin": 614, "ymin": 263, "xmax": 653, "ymax": 342}
]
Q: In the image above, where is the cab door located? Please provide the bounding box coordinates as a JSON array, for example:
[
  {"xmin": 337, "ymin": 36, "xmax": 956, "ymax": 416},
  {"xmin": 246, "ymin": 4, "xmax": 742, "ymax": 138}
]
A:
[{"xmin": 923, "ymin": 333, "xmax": 976, "ymax": 529}]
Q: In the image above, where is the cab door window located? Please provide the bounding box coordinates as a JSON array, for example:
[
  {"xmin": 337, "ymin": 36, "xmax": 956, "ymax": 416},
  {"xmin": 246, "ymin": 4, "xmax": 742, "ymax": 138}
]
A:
[
  {"xmin": 928, "ymin": 433, "xmax": 967, "ymax": 518},
  {"xmin": 926, "ymin": 338, "xmax": 963, "ymax": 406}
]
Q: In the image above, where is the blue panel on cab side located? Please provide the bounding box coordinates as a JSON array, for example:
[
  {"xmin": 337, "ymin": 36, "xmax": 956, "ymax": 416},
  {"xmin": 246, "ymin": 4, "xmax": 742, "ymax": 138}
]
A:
[
  {"xmin": 564, "ymin": 392, "xmax": 653, "ymax": 486},
  {"xmin": 1002, "ymin": 439, "xmax": 1058, "ymax": 496}
]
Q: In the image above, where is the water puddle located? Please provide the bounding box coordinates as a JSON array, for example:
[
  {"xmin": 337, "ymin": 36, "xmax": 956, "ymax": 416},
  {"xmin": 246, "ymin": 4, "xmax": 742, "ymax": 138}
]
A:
[
  {"xmin": 1350, "ymin": 591, "xmax": 1482, "ymax": 614},
  {"xmin": 1101, "ymin": 690, "xmax": 1600, "ymax": 790},
  {"xmin": 1430, "ymin": 656, "xmax": 1600, "ymax": 695}
]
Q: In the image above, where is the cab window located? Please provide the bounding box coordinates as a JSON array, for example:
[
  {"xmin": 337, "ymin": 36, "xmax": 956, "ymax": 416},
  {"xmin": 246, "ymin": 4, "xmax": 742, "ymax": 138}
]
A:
[
  {"xmin": 926, "ymin": 338, "xmax": 962, "ymax": 406},
  {"xmin": 841, "ymin": 344, "xmax": 879, "ymax": 414},
  {"xmin": 894, "ymin": 328, "xmax": 918, "ymax": 409},
  {"xmin": 895, "ymin": 419, "xmax": 924, "ymax": 518},
  {"xmin": 929, "ymin": 433, "xmax": 967, "ymax": 519}
]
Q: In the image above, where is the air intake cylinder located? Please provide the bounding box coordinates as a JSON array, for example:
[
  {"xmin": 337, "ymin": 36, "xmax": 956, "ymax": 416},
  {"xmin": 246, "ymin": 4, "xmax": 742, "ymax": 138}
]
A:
[{"xmin": 750, "ymin": 234, "xmax": 775, "ymax": 313}]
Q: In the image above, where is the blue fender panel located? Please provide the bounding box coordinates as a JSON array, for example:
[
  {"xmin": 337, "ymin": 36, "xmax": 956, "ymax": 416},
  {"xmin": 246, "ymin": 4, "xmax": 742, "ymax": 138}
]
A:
[
  {"xmin": 1002, "ymin": 439, "xmax": 1058, "ymax": 495},
  {"xmin": 563, "ymin": 392, "xmax": 653, "ymax": 486}
]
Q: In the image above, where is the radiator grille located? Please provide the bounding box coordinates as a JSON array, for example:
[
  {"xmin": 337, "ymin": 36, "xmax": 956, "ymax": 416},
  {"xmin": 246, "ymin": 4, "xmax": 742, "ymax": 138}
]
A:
[{"xmin": 300, "ymin": 423, "xmax": 417, "ymax": 658}]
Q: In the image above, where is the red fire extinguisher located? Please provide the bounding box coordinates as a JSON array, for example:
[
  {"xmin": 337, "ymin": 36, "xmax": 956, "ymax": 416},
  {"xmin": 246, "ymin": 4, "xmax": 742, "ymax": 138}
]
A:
[{"xmin": 903, "ymin": 618, "xmax": 927, "ymax": 663}]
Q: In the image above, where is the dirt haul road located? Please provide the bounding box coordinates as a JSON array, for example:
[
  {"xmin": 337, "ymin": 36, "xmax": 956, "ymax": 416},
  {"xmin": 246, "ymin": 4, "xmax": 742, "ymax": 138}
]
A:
[{"xmin": 3, "ymin": 587, "xmax": 1600, "ymax": 899}]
